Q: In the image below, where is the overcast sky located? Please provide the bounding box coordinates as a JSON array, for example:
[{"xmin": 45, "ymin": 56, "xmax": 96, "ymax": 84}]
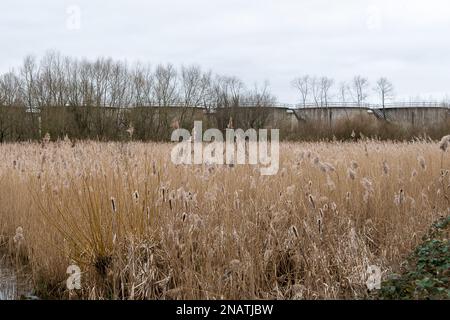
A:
[{"xmin": 1, "ymin": 0, "xmax": 450, "ymax": 103}]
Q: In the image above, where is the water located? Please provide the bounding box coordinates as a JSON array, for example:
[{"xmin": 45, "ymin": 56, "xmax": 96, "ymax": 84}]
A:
[
  {"xmin": 0, "ymin": 256, "xmax": 34, "ymax": 300},
  {"xmin": 0, "ymin": 257, "xmax": 18, "ymax": 300}
]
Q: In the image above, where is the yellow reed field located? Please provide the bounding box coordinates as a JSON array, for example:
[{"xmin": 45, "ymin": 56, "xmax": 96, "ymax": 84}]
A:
[{"xmin": 0, "ymin": 139, "xmax": 449, "ymax": 299}]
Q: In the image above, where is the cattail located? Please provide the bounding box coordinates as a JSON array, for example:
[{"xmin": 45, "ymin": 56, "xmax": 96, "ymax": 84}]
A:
[
  {"xmin": 13, "ymin": 226, "xmax": 24, "ymax": 244},
  {"xmin": 152, "ymin": 160, "xmax": 157, "ymax": 175},
  {"xmin": 110, "ymin": 197, "xmax": 117, "ymax": 213},
  {"xmin": 313, "ymin": 157, "xmax": 320, "ymax": 165},
  {"xmin": 308, "ymin": 193, "xmax": 316, "ymax": 209},
  {"xmin": 146, "ymin": 206, "xmax": 151, "ymax": 221},
  {"xmin": 382, "ymin": 160, "xmax": 390, "ymax": 175},
  {"xmin": 411, "ymin": 169, "xmax": 418, "ymax": 180},
  {"xmin": 347, "ymin": 168, "xmax": 356, "ymax": 180},
  {"xmin": 439, "ymin": 135, "xmax": 450, "ymax": 151},
  {"xmin": 417, "ymin": 156, "xmax": 426, "ymax": 170},
  {"xmin": 325, "ymin": 162, "xmax": 335, "ymax": 172},
  {"xmin": 363, "ymin": 190, "xmax": 370, "ymax": 204},
  {"xmin": 330, "ymin": 202, "xmax": 337, "ymax": 211},
  {"xmin": 290, "ymin": 225, "xmax": 299, "ymax": 239},
  {"xmin": 319, "ymin": 162, "xmax": 335, "ymax": 173},
  {"xmin": 161, "ymin": 186, "xmax": 167, "ymax": 202},
  {"xmin": 361, "ymin": 177, "xmax": 374, "ymax": 193},
  {"xmin": 345, "ymin": 191, "xmax": 351, "ymax": 202},
  {"xmin": 361, "ymin": 177, "xmax": 374, "ymax": 204},
  {"xmin": 318, "ymin": 162, "xmax": 327, "ymax": 172},
  {"xmin": 350, "ymin": 160, "xmax": 358, "ymax": 170},
  {"xmin": 317, "ymin": 209, "xmax": 324, "ymax": 234},
  {"xmin": 394, "ymin": 189, "xmax": 405, "ymax": 206},
  {"xmin": 133, "ymin": 190, "xmax": 139, "ymax": 201},
  {"xmin": 234, "ymin": 196, "xmax": 240, "ymax": 210}
]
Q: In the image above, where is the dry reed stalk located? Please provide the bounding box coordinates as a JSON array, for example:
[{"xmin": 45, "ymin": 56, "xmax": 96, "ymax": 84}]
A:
[{"xmin": 0, "ymin": 139, "xmax": 447, "ymax": 299}]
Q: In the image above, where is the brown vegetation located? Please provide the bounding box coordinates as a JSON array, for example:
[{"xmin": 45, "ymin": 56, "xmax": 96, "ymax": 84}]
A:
[{"xmin": 0, "ymin": 139, "xmax": 449, "ymax": 299}]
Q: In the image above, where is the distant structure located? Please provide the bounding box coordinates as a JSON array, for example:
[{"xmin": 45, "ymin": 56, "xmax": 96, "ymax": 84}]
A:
[{"xmin": 274, "ymin": 102, "xmax": 450, "ymax": 130}]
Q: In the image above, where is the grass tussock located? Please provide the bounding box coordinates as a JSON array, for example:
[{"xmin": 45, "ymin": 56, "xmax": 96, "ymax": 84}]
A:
[{"xmin": 0, "ymin": 138, "xmax": 449, "ymax": 299}]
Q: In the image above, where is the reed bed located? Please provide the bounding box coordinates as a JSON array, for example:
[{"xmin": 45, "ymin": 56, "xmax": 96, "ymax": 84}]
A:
[{"xmin": 0, "ymin": 138, "xmax": 448, "ymax": 299}]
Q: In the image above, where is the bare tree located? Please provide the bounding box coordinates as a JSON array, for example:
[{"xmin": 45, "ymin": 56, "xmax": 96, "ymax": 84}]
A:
[
  {"xmin": 132, "ymin": 63, "xmax": 154, "ymax": 106},
  {"xmin": 211, "ymin": 76, "xmax": 244, "ymax": 108},
  {"xmin": 227, "ymin": 76, "xmax": 244, "ymax": 107},
  {"xmin": 310, "ymin": 77, "xmax": 322, "ymax": 107},
  {"xmin": 153, "ymin": 64, "xmax": 179, "ymax": 106},
  {"xmin": 20, "ymin": 55, "xmax": 38, "ymax": 110},
  {"xmin": 319, "ymin": 76, "xmax": 334, "ymax": 107},
  {"xmin": 0, "ymin": 71, "xmax": 22, "ymax": 106},
  {"xmin": 338, "ymin": 81, "xmax": 349, "ymax": 104},
  {"xmin": 245, "ymin": 81, "xmax": 276, "ymax": 107},
  {"xmin": 109, "ymin": 60, "xmax": 132, "ymax": 108},
  {"xmin": 240, "ymin": 81, "xmax": 276, "ymax": 129},
  {"xmin": 375, "ymin": 77, "xmax": 395, "ymax": 119},
  {"xmin": 291, "ymin": 75, "xmax": 310, "ymax": 107},
  {"xmin": 180, "ymin": 65, "xmax": 210, "ymax": 107},
  {"xmin": 63, "ymin": 56, "xmax": 81, "ymax": 107},
  {"xmin": 351, "ymin": 75, "xmax": 369, "ymax": 106},
  {"xmin": 178, "ymin": 65, "xmax": 211, "ymax": 124}
]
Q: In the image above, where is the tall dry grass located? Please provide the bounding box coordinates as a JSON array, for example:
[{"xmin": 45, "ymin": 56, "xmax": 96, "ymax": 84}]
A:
[{"xmin": 0, "ymin": 138, "xmax": 449, "ymax": 299}]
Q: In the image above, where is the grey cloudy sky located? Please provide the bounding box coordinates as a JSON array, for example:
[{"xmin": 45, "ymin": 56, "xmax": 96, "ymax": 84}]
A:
[{"xmin": 1, "ymin": 0, "xmax": 450, "ymax": 103}]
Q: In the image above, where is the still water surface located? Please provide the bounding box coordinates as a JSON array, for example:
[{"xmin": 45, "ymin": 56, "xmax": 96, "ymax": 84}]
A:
[{"xmin": 0, "ymin": 256, "xmax": 34, "ymax": 300}]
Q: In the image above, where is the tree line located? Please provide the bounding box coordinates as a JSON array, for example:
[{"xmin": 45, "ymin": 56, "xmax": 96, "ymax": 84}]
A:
[
  {"xmin": 0, "ymin": 51, "xmax": 276, "ymax": 110},
  {"xmin": 0, "ymin": 52, "xmax": 282, "ymax": 142},
  {"xmin": 291, "ymin": 75, "xmax": 395, "ymax": 109},
  {"xmin": 0, "ymin": 52, "xmax": 444, "ymax": 143}
]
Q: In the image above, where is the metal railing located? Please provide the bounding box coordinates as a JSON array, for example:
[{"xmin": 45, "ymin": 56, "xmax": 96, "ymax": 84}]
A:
[
  {"xmin": 286, "ymin": 101, "xmax": 450, "ymax": 110},
  {"xmin": 17, "ymin": 101, "xmax": 450, "ymax": 113}
]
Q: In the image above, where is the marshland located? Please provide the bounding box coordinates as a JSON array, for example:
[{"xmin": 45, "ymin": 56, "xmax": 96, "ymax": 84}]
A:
[
  {"xmin": 0, "ymin": 138, "xmax": 449, "ymax": 299},
  {"xmin": 3, "ymin": 0, "xmax": 450, "ymax": 304}
]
